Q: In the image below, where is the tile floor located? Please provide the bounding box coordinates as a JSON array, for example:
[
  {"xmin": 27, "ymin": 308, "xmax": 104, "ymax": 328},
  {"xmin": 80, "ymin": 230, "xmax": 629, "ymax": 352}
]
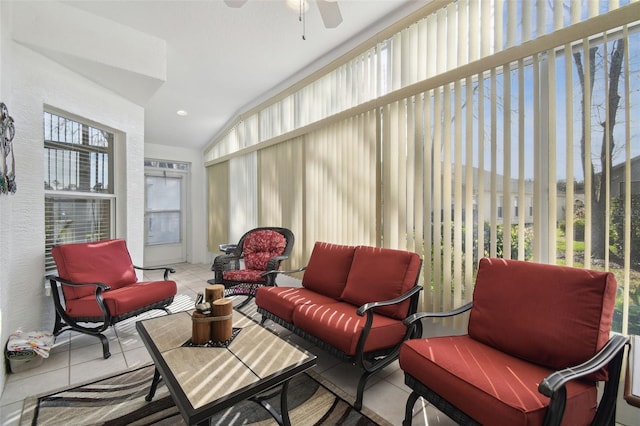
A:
[{"xmin": 0, "ymin": 263, "xmax": 452, "ymax": 426}]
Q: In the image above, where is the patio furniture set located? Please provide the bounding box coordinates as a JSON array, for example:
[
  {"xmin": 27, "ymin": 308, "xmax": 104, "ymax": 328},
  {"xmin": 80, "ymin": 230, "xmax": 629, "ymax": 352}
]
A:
[{"xmin": 44, "ymin": 228, "xmax": 632, "ymax": 425}]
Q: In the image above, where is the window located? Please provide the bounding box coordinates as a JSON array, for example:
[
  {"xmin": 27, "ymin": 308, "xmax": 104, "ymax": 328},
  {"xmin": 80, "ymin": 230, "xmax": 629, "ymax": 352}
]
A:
[{"xmin": 44, "ymin": 110, "xmax": 114, "ymax": 272}]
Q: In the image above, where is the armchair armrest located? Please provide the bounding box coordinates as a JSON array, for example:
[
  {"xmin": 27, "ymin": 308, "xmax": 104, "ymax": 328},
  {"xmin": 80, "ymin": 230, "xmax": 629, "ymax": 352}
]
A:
[
  {"xmin": 265, "ymin": 255, "xmax": 290, "ymax": 271},
  {"xmin": 134, "ymin": 265, "xmax": 176, "ymax": 281},
  {"xmin": 47, "ymin": 275, "xmax": 112, "ymax": 334},
  {"xmin": 538, "ymin": 334, "xmax": 628, "ymax": 425},
  {"xmin": 403, "ymin": 301, "xmax": 473, "ymax": 326},
  {"xmin": 47, "ymin": 275, "xmax": 110, "ymax": 291},
  {"xmin": 211, "ymin": 253, "xmax": 242, "ymax": 281},
  {"xmin": 212, "ymin": 253, "xmax": 241, "ymax": 267},
  {"xmin": 357, "ymin": 285, "xmax": 424, "ymax": 316},
  {"xmin": 260, "ymin": 266, "xmax": 306, "ymax": 277},
  {"xmin": 219, "ymin": 243, "xmax": 237, "ymax": 254},
  {"xmin": 539, "ymin": 333, "xmax": 629, "ymax": 397}
]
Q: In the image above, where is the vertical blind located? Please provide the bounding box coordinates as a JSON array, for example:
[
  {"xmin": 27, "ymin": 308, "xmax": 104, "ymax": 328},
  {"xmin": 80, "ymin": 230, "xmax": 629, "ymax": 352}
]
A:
[
  {"xmin": 206, "ymin": 1, "xmax": 640, "ymax": 335},
  {"xmin": 207, "ymin": 162, "xmax": 229, "ymax": 253}
]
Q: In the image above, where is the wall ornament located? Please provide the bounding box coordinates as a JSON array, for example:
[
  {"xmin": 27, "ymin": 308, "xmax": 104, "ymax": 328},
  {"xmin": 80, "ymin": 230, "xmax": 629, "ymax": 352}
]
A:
[{"xmin": 1, "ymin": 102, "xmax": 16, "ymax": 194}]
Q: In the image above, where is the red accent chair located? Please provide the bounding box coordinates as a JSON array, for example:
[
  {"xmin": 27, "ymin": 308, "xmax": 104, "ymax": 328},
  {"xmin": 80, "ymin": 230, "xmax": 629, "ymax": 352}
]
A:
[
  {"xmin": 48, "ymin": 239, "xmax": 177, "ymax": 359},
  {"xmin": 399, "ymin": 257, "xmax": 629, "ymax": 426},
  {"xmin": 210, "ymin": 227, "xmax": 294, "ymax": 307}
]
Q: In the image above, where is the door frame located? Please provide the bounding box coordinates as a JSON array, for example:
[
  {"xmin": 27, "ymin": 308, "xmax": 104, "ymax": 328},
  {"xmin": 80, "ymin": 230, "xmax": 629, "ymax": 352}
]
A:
[{"xmin": 143, "ymin": 160, "xmax": 190, "ymax": 266}]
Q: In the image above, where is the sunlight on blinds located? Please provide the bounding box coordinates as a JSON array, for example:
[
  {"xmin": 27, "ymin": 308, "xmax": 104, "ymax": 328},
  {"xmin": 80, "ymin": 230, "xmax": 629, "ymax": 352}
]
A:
[
  {"xmin": 229, "ymin": 154, "xmax": 257, "ymax": 242},
  {"xmin": 204, "ymin": 1, "xmax": 640, "ymax": 335},
  {"xmin": 207, "ymin": 162, "xmax": 229, "ymax": 253},
  {"xmin": 257, "ymin": 139, "xmax": 305, "ymax": 266},
  {"xmin": 305, "ymin": 112, "xmax": 377, "ymax": 249}
]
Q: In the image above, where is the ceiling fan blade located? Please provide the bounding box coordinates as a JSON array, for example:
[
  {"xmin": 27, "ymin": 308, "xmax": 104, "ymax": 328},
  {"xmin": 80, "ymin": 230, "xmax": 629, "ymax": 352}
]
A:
[
  {"xmin": 316, "ymin": 0, "xmax": 343, "ymax": 28},
  {"xmin": 224, "ymin": 0, "xmax": 248, "ymax": 8}
]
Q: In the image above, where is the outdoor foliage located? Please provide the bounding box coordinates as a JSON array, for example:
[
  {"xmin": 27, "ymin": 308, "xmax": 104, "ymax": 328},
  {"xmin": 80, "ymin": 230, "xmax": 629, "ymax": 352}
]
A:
[
  {"xmin": 482, "ymin": 223, "xmax": 533, "ymax": 261},
  {"xmin": 611, "ymin": 195, "xmax": 640, "ymax": 267}
]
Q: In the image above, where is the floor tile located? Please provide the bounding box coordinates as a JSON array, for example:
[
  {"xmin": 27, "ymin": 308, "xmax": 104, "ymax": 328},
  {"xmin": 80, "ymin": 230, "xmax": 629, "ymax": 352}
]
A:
[
  {"xmin": 1, "ymin": 368, "xmax": 69, "ymax": 405},
  {"xmin": 6, "ymin": 350, "xmax": 69, "ymax": 382},
  {"xmin": 123, "ymin": 346, "xmax": 153, "ymax": 369},
  {"xmin": 0, "ymin": 400, "xmax": 23, "ymax": 426},
  {"xmin": 69, "ymin": 353, "xmax": 128, "ymax": 385},
  {"xmin": 70, "ymin": 340, "xmax": 122, "ymax": 365}
]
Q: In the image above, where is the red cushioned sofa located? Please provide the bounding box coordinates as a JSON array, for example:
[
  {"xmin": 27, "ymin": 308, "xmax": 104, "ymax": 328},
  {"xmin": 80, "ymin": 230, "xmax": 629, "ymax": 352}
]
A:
[
  {"xmin": 48, "ymin": 239, "xmax": 177, "ymax": 359},
  {"xmin": 255, "ymin": 241, "xmax": 423, "ymax": 410},
  {"xmin": 399, "ymin": 257, "xmax": 629, "ymax": 425}
]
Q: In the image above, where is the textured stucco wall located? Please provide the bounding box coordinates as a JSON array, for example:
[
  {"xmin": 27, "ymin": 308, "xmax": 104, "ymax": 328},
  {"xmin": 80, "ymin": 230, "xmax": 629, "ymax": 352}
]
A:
[{"xmin": 0, "ymin": 2, "xmax": 145, "ymax": 397}]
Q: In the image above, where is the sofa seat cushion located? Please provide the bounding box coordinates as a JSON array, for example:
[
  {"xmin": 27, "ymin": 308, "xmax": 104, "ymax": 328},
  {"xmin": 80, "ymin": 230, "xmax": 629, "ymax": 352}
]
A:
[
  {"xmin": 341, "ymin": 246, "xmax": 422, "ymax": 320},
  {"xmin": 292, "ymin": 301, "xmax": 407, "ymax": 356},
  {"xmin": 65, "ymin": 280, "xmax": 177, "ymax": 319},
  {"xmin": 223, "ymin": 269, "xmax": 266, "ymax": 283},
  {"xmin": 256, "ymin": 287, "xmax": 339, "ymax": 323},
  {"xmin": 469, "ymin": 258, "xmax": 616, "ymax": 381},
  {"xmin": 399, "ymin": 335, "xmax": 597, "ymax": 426},
  {"xmin": 302, "ymin": 242, "xmax": 356, "ymax": 299},
  {"xmin": 52, "ymin": 239, "xmax": 138, "ymax": 300}
]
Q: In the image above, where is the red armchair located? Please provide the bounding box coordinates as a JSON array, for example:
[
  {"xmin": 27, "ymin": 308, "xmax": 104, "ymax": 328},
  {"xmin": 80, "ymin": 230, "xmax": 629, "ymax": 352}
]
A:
[
  {"xmin": 400, "ymin": 258, "xmax": 628, "ymax": 425},
  {"xmin": 48, "ymin": 239, "xmax": 177, "ymax": 359}
]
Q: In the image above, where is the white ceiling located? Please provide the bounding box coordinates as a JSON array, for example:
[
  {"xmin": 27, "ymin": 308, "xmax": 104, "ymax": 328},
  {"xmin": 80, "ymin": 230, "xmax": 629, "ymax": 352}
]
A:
[{"xmin": 62, "ymin": 0, "xmax": 428, "ymax": 151}]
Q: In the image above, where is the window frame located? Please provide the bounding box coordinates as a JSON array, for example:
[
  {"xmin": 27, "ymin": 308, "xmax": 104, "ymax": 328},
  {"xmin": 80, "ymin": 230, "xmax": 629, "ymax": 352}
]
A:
[{"xmin": 44, "ymin": 108, "xmax": 118, "ymax": 273}]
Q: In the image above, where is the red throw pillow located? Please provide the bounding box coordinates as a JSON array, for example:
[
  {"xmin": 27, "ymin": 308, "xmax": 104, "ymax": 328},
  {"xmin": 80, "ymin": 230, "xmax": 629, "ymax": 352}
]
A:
[
  {"xmin": 468, "ymin": 257, "xmax": 616, "ymax": 380},
  {"xmin": 302, "ymin": 242, "xmax": 356, "ymax": 299}
]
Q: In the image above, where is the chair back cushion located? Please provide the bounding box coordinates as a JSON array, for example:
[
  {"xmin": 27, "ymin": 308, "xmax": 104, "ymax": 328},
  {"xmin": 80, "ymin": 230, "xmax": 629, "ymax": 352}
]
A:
[
  {"xmin": 340, "ymin": 246, "xmax": 422, "ymax": 319},
  {"xmin": 468, "ymin": 257, "xmax": 616, "ymax": 380},
  {"xmin": 52, "ymin": 239, "xmax": 138, "ymax": 300},
  {"xmin": 302, "ymin": 242, "xmax": 356, "ymax": 299},
  {"xmin": 242, "ymin": 230, "xmax": 287, "ymax": 271}
]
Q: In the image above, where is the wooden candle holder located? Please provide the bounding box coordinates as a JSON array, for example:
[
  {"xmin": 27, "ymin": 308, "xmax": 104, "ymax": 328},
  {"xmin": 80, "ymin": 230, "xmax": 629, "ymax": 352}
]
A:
[
  {"xmin": 191, "ymin": 312, "xmax": 211, "ymax": 345},
  {"xmin": 211, "ymin": 298, "xmax": 233, "ymax": 342},
  {"xmin": 205, "ymin": 284, "xmax": 225, "ymax": 306}
]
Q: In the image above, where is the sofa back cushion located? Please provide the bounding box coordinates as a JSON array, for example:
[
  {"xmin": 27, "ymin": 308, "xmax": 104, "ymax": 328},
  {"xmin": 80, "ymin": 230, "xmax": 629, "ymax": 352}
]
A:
[
  {"xmin": 302, "ymin": 242, "xmax": 356, "ymax": 299},
  {"xmin": 340, "ymin": 246, "xmax": 421, "ymax": 319},
  {"xmin": 242, "ymin": 230, "xmax": 287, "ymax": 271},
  {"xmin": 468, "ymin": 257, "xmax": 616, "ymax": 380},
  {"xmin": 52, "ymin": 239, "xmax": 138, "ymax": 300}
]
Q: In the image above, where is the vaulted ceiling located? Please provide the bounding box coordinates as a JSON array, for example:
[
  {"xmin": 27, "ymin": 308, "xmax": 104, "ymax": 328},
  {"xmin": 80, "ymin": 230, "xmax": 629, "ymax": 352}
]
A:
[{"xmin": 32, "ymin": 1, "xmax": 428, "ymax": 151}]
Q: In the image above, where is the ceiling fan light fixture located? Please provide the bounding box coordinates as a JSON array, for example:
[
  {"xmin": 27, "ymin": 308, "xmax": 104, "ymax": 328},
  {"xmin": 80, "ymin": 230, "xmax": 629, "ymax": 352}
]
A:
[{"xmin": 285, "ymin": 0, "xmax": 309, "ymax": 13}]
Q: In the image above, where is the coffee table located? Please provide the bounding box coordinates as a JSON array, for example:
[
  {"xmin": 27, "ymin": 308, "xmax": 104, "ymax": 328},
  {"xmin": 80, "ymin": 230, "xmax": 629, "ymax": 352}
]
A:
[{"xmin": 136, "ymin": 310, "xmax": 316, "ymax": 425}]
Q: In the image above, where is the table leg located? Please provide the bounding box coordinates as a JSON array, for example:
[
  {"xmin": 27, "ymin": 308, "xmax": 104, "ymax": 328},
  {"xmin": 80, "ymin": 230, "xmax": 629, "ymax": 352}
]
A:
[
  {"xmin": 145, "ymin": 367, "xmax": 162, "ymax": 402},
  {"xmin": 248, "ymin": 379, "xmax": 291, "ymax": 426},
  {"xmin": 280, "ymin": 380, "xmax": 291, "ymax": 426}
]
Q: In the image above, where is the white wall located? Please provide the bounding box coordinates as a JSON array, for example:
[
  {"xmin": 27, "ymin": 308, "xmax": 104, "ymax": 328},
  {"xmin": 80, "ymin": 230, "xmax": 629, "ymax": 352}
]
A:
[
  {"xmin": 0, "ymin": 2, "xmax": 146, "ymax": 396},
  {"xmin": 144, "ymin": 143, "xmax": 209, "ymax": 265}
]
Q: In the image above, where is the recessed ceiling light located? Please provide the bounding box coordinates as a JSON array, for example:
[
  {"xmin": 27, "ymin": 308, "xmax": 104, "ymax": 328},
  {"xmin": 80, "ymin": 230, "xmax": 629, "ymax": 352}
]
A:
[{"xmin": 176, "ymin": 110, "xmax": 188, "ymax": 116}]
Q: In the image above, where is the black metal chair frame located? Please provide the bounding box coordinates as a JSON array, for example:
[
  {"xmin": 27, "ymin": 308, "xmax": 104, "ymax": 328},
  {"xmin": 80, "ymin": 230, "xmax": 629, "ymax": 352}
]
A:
[
  {"xmin": 402, "ymin": 303, "xmax": 630, "ymax": 426},
  {"xmin": 210, "ymin": 227, "xmax": 295, "ymax": 308},
  {"xmin": 47, "ymin": 265, "xmax": 175, "ymax": 359}
]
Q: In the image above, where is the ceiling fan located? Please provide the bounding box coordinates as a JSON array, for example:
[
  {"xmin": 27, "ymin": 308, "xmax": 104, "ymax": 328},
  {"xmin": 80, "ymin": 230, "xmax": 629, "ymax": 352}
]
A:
[{"xmin": 224, "ymin": 0, "xmax": 343, "ymax": 29}]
